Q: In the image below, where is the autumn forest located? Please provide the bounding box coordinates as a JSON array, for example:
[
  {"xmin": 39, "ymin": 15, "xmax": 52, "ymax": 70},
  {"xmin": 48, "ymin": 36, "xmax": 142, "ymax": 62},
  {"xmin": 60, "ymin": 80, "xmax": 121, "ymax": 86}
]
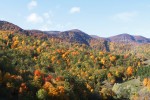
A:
[{"xmin": 0, "ymin": 21, "xmax": 150, "ymax": 100}]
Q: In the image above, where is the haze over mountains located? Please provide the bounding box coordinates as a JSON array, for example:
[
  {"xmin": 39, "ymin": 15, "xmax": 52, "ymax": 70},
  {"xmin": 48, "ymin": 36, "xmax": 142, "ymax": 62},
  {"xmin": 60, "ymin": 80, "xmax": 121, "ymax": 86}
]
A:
[{"xmin": 0, "ymin": 20, "xmax": 150, "ymax": 46}]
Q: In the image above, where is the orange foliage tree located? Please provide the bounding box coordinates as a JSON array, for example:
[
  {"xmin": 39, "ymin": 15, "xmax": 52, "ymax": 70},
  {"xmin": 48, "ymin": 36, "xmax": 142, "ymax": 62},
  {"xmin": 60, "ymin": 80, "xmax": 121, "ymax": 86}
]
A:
[{"xmin": 126, "ymin": 66, "xmax": 133, "ymax": 76}]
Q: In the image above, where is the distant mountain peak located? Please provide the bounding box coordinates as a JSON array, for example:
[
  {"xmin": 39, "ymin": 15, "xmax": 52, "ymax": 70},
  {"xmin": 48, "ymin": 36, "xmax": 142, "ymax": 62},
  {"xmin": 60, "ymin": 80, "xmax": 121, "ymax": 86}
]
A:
[
  {"xmin": 108, "ymin": 33, "xmax": 150, "ymax": 43},
  {"xmin": 58, "ymin": 29, "xmax": 92, "ymax": 45},
  {"xmin": 66, "ymin": 29, "xmax": 83, "ymax": 33},
  {"xmin": 120, "ymin": 33, "xmax": 130, "ymax": 35},
  {"xmin": 114, "ymin": 33, "xmax": 131, "ymax": 37},
  {"xmin": 0, "ymin": 20, "xmax": 149, "ymax": 44},
  {"xmin": 0, "ymin": 20, "xmax": 23, "ymax": 32}
]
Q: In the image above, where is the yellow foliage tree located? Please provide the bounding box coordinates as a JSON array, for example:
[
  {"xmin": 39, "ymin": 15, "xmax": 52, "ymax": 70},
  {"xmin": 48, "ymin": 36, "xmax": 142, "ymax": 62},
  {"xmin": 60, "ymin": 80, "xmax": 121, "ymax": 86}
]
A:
[
  {"xmin": 101, "ymin": 57, "xmax": 106, "ymax": 65},
  {"xmin": 143, "ymin": 78, "xmax": 148, "ymax": 86},
  {"xmin": 109, "ymin": 56, "xmax": 116, "ymax": 62},
  {"xmin": 37, "ymin": 47, "xmax": 41, "ymax": 53},
  {"xmin": 43, "ymin": 82, "xmax": 53, "ymax": 90},
  {"xmin": 99, "ymin": 51, "xmax": 104, "ymax": 55},
  {"xmin": 126, "ymin": 66, "xmax": 133, "ymax": 76}
]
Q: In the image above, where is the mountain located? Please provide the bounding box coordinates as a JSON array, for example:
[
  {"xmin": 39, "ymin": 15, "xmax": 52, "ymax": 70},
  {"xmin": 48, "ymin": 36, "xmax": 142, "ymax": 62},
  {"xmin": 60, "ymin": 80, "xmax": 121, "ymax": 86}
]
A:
[
  {"xmin": 44, "ymin": 31, "xmax": 60, "ymax": 35},
  {"xmin": 108, "ymin": 33, "xmax": 135, "ymax": 43},
  {"xmin": 90, "ymin": 35, "xmax": 104, "ymax": 39},
  {"xmin": 0, "ymin": 20, "xmax": 24, "ymax": 33},
  {"xmin": 134, "ymin": 36, "xmax": 150, "ymax": 43},
  {"xmin": 90, "ymin": 35, "xmax": 100, "ymax": 39},
  {"xmin": 108, "ymin": 33, "xmax": 150, "ymax": 43},
  {"xmin": 0, "ymin": 20, "xmax": 150, "ymax": 45},
  {"xmin": 57, "ymin": 29, "xmax": 92, "ymax": 45}
]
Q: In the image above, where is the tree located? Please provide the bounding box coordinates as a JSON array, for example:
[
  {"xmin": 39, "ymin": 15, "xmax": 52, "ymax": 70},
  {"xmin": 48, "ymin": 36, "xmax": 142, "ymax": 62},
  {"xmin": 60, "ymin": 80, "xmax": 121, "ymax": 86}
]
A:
[{"xmin": 126, "ymin": 66, "xmax": 133, "ymax": 76}]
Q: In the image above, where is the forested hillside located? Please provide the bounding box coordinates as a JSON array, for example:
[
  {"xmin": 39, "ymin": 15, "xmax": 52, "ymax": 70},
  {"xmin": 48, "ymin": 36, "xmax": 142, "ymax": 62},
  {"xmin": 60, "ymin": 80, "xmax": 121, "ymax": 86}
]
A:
[{"xmin": 0, "ymin": 29, "xmax": 150, "ymax": 100}]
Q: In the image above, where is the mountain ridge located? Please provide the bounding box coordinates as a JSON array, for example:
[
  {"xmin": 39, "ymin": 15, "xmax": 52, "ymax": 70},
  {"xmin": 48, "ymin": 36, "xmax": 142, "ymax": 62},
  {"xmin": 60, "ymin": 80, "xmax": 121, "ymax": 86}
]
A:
[{"xmin": 0, "ymin": 20, "xmax": 150, "ymax": 45}]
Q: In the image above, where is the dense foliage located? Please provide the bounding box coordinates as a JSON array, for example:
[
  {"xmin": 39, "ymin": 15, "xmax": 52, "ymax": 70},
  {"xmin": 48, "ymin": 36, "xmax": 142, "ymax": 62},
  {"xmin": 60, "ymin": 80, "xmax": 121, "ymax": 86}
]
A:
[{"xmin": 0, "ymin": 31, "xmax": 150, "ymax": 100}]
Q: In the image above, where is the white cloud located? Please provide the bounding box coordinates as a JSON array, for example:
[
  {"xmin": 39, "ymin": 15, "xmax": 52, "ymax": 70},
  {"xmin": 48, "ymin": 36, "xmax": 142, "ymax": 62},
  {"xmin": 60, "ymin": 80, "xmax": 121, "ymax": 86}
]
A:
[
  {"xmin": 40, "ymin": 22, "xmax": 76, "ymax": 31},
  {"xmin": 70, "ymin": 7, "xmax": 80, "ymax": 14},
  {"xmin": 28, "ymin": 0, "xmax": 37, "ymax": 10},
  {"xmin": 26, "ymin": 13, "xmax": 43, "ymax": 23},
  {"xmin": 113, "ymin": 12, "xmax": 138, "ymax": 22},
  {"xmin": 26, "ymin": 11, "xmax": 76, "ymax": 31}
]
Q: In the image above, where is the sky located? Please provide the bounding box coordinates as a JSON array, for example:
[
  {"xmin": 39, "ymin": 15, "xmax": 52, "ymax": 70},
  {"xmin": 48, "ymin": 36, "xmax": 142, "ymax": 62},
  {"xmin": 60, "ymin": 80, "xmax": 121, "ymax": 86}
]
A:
[{"xmin": 0, "ymin": 0, "xmax": 150, "ymax": 38}]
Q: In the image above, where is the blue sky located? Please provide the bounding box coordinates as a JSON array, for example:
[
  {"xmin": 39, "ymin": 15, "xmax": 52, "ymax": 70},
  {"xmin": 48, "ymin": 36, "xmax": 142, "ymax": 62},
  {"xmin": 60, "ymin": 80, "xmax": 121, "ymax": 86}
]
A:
[{"xmin": 0, "ymin": 0, "xmax": 150, "ymax": 37}]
